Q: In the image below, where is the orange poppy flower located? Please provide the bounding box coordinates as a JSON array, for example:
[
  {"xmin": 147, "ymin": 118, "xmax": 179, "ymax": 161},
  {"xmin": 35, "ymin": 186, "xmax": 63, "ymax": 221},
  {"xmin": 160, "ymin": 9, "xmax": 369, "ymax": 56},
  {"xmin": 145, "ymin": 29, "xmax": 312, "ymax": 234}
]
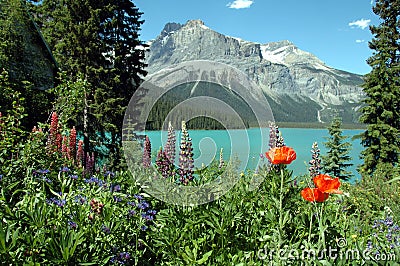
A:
[
  {"xmin": 301, "ymin": 187, "xmax": 329, "ymax": 203},
  {"xmin": 265, "ymin": 146, "xmax": 297, "ymax": 165},
  {"xmin": 313, "ymin": 174, "xmax": 342, "ymax": 194}
]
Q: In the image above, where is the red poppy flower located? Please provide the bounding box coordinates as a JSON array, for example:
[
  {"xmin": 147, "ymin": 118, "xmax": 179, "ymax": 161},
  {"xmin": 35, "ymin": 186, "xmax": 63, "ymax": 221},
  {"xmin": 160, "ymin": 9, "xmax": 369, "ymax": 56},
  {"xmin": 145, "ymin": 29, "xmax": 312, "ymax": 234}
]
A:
[
  {"xmin": 313, "ymin": 174, "xmax": 342, "ymax": 194},
  {"xmin": 301, "ymin": 187, "xmax": 329, "ymax": 203},
  {"xmin": 265, "ymin": 146, "xmax": 297, "ymax": 165}
]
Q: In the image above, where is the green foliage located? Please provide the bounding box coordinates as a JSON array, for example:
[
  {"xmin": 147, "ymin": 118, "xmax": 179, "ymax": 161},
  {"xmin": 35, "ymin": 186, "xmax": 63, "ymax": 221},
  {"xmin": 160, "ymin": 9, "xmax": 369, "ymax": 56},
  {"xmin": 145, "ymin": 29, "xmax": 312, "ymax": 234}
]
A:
[
  {"xmin": 322, "ymin": 114, "xmax": 353, "ymax": 180},
  {"xmin": 49, "ymin": 72, "xmax": 86, "ymax": 129},
  {"xmin": 0, "ymin": 0, "xmax": 54, "ymax": 129},
  {"xmin": 28, "ymin": 0, "xmax": 148, "ymax": 168},
  {"xmin": 359, "ymin": 0, "xmax": 400, "ymax": 177},
  {"xmin": 146, "ymin": 81, "xmax": 256, "ymax": 130}
]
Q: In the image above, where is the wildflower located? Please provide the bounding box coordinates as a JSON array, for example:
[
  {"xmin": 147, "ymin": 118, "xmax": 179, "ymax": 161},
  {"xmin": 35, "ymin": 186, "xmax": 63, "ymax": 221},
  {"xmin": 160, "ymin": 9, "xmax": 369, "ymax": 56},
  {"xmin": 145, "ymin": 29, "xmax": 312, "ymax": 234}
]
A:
[
  {"xmin": 90, "ymin": 199, "xmax": 104, "ymax": 214},
  {"xmin": 47, "ymin": 112, "xmax": 59, "ymax": 152},
  {"xmin": 0, "ymin": 174, "xmax": 2, "ymax": 181},
  {"xmin": 300, "ymin": 187, "xmax": 329, "ymax": 203},
  {"xmin": 128, "ymin": 210, "xmax": 136, "ymax": 217},
  {"xmin": 69, "ymin": 174, "xmax": 78, "ymax": 180},
  {"xmin": 313, "ymin": 174, "xmax": 343, "ymax": 194},
  {"xmin": 69, "ymin": 126, "xmax": 77, "ymax": 159},
  {"xmin": 218, "ymin": 148, "xmax": 224, "ymax": 169},
  {"xmin": 102, "ymin": 225, "xmax": 111, "ymax": 234},
  {"xmin": 134, "ymin": 194, "xmax": 143, "ymax": 200},
  {"xmin": 76, "ymin": 140, "xmax": 84, "ymax": 166},
  {"xmin": 178, "ymin": 121, "xmax": 194, "ymax": 185},
  {"xmin": 110, "ymin": 184, "xmax": 121, "ymax": 192},
  {"xmin": 62, "ymin": 136, "xmax": 69, "ymax": 158},
  {"xmin": 142, "ymin": 135, "xmax": 152, "ymax": 168},
  {"xmin": 68, "ymin": 221, "xmax": 77, "ymax": 230},
  {"xmin": 60, "ymin": 166, "xmax": 70, "ymax": 172},
  {"xmin": 74, "ymin": 195, "xmax": 87, "ymax": 204},
  {"xmin": 164, "ymin": 121, "xmax": 176, "ymax": 163},
  {"xmin": 265, "ymin": 146, "xmax": 296, "ymax": 165},
  {"xmin": 309, "ymin": 142, "xmax": 321, "ymax": 177},
  {"xmin": 103, "ymin": 170, "xmax": 115, "ymax": 178},
  {"xmin": 156, "ymin": 148, "xmax": 173, "ymax": 178},
  {"xmin": 141, "ymin": 225, "xmax": 148, "ymax": 231},
  {"xmin": 137, "ymin": 201, "xmax": 150, "ymax": 210},
  {"xmin": 113, "ymin": 196, "xmax": 122, "ymax": 202},
  {"xmin": 46, "ymin": 197, "xmax": 66, "ymax": 207},
  {"xmin": 85, "ymin": 152, "xmax": 95, "ymax": 175}
]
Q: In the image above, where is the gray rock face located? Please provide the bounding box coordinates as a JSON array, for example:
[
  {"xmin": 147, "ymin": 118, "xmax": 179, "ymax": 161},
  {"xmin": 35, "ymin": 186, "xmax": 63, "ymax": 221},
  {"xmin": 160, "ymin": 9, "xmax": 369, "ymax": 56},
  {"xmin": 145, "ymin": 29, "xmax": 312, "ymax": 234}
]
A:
[{"xmin": 145, "ymin": 19, "xmax": 365, "ymax": 123}]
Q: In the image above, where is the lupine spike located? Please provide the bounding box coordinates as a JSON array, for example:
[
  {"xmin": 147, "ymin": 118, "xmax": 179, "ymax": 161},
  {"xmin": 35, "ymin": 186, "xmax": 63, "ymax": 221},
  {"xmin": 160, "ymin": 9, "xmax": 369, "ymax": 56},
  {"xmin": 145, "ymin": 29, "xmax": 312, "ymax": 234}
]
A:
[
  {"xmin": 164, "ymin": 121, "xmax": 176, "ymax": 164},
  {"xmin": 219, "ymin": 148, "xmax": 224, "ymax": 169},
  {"xmin": 47, "ymin": 112, "xmax": 59, "ymax": 152},
  {"xmin": 56, "ymin": 133, "xmax": 62, "ymax": 151},
  {"xmin": 142, "ymin": 135, "xmax": 151, "ymax": 168},
  {"xmin": 69, "ymin": 126, "xmax": 77, "ymax": 160},
  {"xmin": 179, "ymin": 121, "xmax": 194, "ymax": 185},
  {"xmin": 156, "ymin": 147, "xmax": 173, "ymax": 178},
  {"xmin": 309, "ymin": 142, "xmax": 321, "ymax": 177},
  {"xmin": 268, "ymin": 121, "xmax": 277, "ymax": 149},
  {"xmin": 76, "ymin": 140, "xmax": 84, "ymax": 166},
  {"xmin": 62, "ymin": 136, "xmax": 68, "ymax": 158}
]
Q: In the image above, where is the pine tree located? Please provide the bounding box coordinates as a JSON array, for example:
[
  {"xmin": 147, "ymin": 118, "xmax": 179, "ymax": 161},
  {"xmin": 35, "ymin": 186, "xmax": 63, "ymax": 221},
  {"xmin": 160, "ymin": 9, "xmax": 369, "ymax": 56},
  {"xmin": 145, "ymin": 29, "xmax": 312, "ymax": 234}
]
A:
[
  {"xmin": 359, "ymin": 0, "xmax": 400, "ymax": 177},
  {"xmin": 322, "ymin": 115, "xmax": 353, "ymax": 180}
]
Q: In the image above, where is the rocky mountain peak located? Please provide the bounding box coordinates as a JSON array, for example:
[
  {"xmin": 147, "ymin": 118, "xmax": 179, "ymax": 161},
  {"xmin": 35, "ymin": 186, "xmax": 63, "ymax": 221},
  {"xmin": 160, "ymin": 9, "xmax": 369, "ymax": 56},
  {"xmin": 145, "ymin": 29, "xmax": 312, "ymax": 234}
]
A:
[
  {"xmin": 184, "ymin": 19, "xmax": 206, "ymax": 28},
  {"xmin": 160, "ymin": 22, "xmax": 183, "ymax": 38},
  {"xmin": 145, "ymin": 20, "xmax": 365, "ymax": 124}
]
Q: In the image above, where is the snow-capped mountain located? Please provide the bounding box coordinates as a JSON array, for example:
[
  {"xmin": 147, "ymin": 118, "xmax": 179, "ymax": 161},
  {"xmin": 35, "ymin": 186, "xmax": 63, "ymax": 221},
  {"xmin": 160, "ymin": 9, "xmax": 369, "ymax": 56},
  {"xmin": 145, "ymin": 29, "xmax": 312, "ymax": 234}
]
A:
[{"xmin": 144, "ymin": 19, "xmax": 365, "ymax": 124}]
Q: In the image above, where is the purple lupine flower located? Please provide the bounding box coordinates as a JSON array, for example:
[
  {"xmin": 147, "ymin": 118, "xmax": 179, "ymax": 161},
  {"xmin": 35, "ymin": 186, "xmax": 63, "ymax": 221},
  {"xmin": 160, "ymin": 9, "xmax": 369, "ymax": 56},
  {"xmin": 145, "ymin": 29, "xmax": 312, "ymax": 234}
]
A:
[
  {"xmin": 309, "ymin": 142, "xmax": 321, "ymax": 177},
  {"xmin": 85, "ymin": 152, "xmax": 95, "ymax": 176},
  {"xmin": 156, "ymin": 148, "xmax": 173, "ymax": 178},
  {"xmin": 268, "ymin": 122, "xmax": 285, "ymax": 148},
  {"xmin": 164, "ymin": 121, "xmax": 176, "ymax": 164},
  {"xmin": 178, "ymin": 121, "xmax": 194, "ymax": 185},
  {"xmin": 142, "ymin": 135, "xmax": 152, "ymax": 168},
  {"xmin": 268, "ymin": 122, "xmax": 277, "ymax": 149}
]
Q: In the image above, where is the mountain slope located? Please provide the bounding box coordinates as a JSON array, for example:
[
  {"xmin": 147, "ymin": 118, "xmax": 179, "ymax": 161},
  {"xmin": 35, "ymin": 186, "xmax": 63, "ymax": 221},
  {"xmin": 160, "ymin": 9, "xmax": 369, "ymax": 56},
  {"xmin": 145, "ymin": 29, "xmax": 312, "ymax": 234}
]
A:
[{"xmin": 145, "ymin": 19, "xmax": 364, "ymax": 124}]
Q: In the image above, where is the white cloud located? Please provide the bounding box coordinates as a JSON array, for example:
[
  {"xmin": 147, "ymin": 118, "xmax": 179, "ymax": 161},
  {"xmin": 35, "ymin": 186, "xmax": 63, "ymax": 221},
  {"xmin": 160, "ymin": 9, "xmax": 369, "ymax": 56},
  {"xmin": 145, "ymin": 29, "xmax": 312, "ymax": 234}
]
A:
[
  {"xmin": 356, "ymin": 39, "xmax": 365, "ymax": 43},
  {"xmin": 227, "ymin": 0, "xmax": 254, "ymax": 9},
  {"xmin": 348, "ymin": 19, "xmax": 371, "ymax": 30}
]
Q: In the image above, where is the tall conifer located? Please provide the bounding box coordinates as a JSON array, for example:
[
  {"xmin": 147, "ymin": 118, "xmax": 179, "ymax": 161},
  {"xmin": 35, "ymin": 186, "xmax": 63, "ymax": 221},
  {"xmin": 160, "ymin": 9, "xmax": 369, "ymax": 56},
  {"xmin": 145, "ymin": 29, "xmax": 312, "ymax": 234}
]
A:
[
  {"xmin": 359, "ymin": 0, "xmax": 400, "ymax": 177},
  {"xmin": 322, "ymin": 115, "xmax": 353, "ymax": 180}
]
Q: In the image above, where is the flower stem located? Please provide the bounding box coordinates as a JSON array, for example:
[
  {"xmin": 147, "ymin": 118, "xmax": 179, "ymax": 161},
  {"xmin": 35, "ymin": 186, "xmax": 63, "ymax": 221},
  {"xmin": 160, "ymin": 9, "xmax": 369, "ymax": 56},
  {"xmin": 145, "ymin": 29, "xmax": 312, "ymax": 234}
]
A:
[{"xmin": 279, "ymin": 167, "xmax": 284, "ymax": 241}]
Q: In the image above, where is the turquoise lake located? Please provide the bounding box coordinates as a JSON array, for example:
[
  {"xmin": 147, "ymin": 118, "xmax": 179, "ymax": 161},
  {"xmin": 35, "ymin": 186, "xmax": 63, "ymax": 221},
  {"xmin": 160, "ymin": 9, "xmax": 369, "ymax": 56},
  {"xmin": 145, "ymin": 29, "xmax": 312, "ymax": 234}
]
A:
[{"xmin": 143, "ymin": 128, "xmax": 364, "ymax": 181}]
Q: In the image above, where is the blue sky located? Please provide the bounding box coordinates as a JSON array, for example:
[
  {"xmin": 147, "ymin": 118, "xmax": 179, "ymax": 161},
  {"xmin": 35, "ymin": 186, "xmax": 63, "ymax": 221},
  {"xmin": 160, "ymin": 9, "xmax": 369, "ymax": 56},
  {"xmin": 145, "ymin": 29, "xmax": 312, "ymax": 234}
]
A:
[{"xmin": 133, "ymin": 0, "xmax": 379, "ymax": 75}]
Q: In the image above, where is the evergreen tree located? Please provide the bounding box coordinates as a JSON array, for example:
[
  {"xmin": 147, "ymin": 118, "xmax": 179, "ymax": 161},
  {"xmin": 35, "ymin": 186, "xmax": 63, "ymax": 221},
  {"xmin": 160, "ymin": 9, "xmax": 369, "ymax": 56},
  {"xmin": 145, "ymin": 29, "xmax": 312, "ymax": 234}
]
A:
[
  {"xmin": 29, "ymin": 0, "xmax": 147, "ymax": 167},
  {"xmin": 322, "ymin": 115, "xmax": 353, "ymax": 180},
  {"xmin": 359, "ymin": 0, "xmax": 400, "ymax": 177}
]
